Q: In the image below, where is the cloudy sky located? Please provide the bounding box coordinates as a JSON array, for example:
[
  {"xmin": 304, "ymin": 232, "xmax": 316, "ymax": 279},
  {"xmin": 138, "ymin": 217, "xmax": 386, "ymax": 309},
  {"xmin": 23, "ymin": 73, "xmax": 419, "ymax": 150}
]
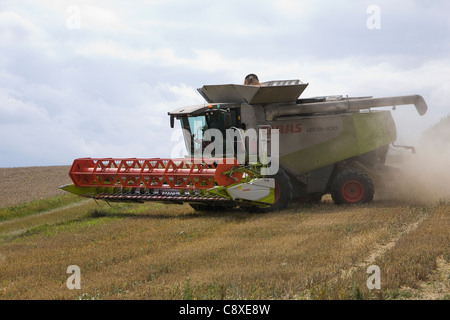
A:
[{"xmin": 1, "ymin": 0, "xmax": 449, "ymax": 167}]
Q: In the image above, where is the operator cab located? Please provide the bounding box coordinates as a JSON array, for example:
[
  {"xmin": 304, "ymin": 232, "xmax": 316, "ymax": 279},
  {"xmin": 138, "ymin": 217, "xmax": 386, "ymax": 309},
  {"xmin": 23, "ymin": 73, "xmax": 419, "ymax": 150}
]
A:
[
  {"xmin": 169, "ymin": 103, "xmax": 242, "ymax": 158},
  {"xmin": 168, "ymin": 79, "xmax": 307, "ymax": 159}
]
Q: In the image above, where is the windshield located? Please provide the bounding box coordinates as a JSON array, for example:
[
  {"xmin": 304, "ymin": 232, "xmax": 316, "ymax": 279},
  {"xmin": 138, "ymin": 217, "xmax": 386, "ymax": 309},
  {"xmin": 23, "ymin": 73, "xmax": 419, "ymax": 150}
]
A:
[
  {"xmin": 180, "ymin": 109, "xmax": 240, "ymax": 157},
  {"xmin": 188, "ymin": 115, "xmax": 207, "ymax": 154}
]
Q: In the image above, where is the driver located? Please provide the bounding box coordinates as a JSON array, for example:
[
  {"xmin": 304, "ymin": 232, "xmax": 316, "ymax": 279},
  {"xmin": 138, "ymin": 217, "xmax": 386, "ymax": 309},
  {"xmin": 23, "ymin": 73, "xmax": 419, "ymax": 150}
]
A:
[{"xmin": 244, "ymin": 74, "xmax": 263, "ymax": 86}]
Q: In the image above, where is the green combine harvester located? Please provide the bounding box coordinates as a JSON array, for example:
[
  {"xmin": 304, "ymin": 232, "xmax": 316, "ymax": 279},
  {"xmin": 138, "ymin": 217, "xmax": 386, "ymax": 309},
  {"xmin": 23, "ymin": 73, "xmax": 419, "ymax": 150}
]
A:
[{"xmin": 62, "ymin": 78, "xmax": 428, "ymax": 212}]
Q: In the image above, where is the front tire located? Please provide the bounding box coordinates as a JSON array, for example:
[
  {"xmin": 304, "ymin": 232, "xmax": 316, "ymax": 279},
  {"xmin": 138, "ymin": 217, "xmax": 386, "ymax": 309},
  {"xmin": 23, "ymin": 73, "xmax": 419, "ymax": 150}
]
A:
[
  {"xmin": 258, "ymin": 168, "xmax": 293, "ymax": 212},
  {"xmin": 331, "ymin": 169, "xmax": 374, "ymax": 205}
]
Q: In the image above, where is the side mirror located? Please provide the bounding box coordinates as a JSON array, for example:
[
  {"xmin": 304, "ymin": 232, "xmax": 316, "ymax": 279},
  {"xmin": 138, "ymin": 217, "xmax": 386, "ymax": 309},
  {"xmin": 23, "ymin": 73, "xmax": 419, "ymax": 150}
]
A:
[{"xmin": 170, "ymin": 115, "xmax": 175, "ymax": 128}]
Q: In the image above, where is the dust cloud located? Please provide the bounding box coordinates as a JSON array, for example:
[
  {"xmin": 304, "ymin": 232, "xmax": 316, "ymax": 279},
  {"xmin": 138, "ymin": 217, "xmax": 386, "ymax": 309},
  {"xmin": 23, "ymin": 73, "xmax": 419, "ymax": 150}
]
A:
[{"xmin": 378, "ymin": 117, "xmax": 450, "ymax": 204}]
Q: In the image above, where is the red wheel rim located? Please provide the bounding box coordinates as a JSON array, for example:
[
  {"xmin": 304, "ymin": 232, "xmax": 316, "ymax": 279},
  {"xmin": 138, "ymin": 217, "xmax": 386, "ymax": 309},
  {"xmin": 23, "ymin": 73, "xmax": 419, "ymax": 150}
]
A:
[
  {"xmin": 341, "ymin": 180, "xmax": 364, "ymax": 203},
  {"xmin": 274, "ymin": 181, "xmax": 281, "ymax": 204}
]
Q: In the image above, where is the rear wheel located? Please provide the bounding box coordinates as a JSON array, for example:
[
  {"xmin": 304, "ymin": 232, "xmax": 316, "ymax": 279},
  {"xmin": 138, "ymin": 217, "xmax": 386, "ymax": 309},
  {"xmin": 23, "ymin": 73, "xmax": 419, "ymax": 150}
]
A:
[{"xmin": 331, "ymin": 169, "xmax": 374, "ymax": 205}]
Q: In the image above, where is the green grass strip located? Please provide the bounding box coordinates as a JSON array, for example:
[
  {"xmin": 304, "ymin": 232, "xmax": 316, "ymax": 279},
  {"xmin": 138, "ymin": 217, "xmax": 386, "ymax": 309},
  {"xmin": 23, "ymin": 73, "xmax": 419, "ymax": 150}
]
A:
[{"xmin": 0, "ymin": 194, "xmax": 84, "ymax": 222}]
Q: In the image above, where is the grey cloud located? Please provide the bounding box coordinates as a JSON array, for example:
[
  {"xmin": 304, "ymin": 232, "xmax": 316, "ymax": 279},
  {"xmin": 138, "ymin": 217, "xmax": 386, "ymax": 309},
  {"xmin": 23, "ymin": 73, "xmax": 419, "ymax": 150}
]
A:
[{"xmin": 0, "ymin": 0, "xmax": 449, "ymax": 167}]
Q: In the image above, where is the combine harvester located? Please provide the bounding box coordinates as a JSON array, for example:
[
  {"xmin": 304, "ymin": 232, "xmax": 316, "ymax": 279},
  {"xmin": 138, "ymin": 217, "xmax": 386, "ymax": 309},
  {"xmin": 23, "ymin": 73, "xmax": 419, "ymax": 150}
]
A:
[{"xmin": 61, "ymin": 78, "xmax": 428, "ymax": 212}]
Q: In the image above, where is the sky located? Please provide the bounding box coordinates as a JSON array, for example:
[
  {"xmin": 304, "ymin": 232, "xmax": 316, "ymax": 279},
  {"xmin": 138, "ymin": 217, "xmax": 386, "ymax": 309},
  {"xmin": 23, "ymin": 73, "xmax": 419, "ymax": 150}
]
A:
[{"xmin": 1, "ymin": 0, "xmax": 450, "ymax": 167}]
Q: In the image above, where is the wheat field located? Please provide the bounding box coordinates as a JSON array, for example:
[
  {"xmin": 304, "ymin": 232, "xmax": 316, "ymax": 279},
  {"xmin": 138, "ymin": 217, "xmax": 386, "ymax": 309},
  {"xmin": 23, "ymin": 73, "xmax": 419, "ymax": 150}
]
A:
[{"xmin": 0, "ymin": 166, "xmax": 449, "ymax": 300}]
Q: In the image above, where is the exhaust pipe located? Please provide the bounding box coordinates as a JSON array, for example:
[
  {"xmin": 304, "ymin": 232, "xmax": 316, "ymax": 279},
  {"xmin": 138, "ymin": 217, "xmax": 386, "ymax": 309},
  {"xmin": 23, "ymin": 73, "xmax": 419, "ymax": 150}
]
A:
[{"xmin": 266, "ymin": 95, "xmax": 428, "ymax": 120}]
